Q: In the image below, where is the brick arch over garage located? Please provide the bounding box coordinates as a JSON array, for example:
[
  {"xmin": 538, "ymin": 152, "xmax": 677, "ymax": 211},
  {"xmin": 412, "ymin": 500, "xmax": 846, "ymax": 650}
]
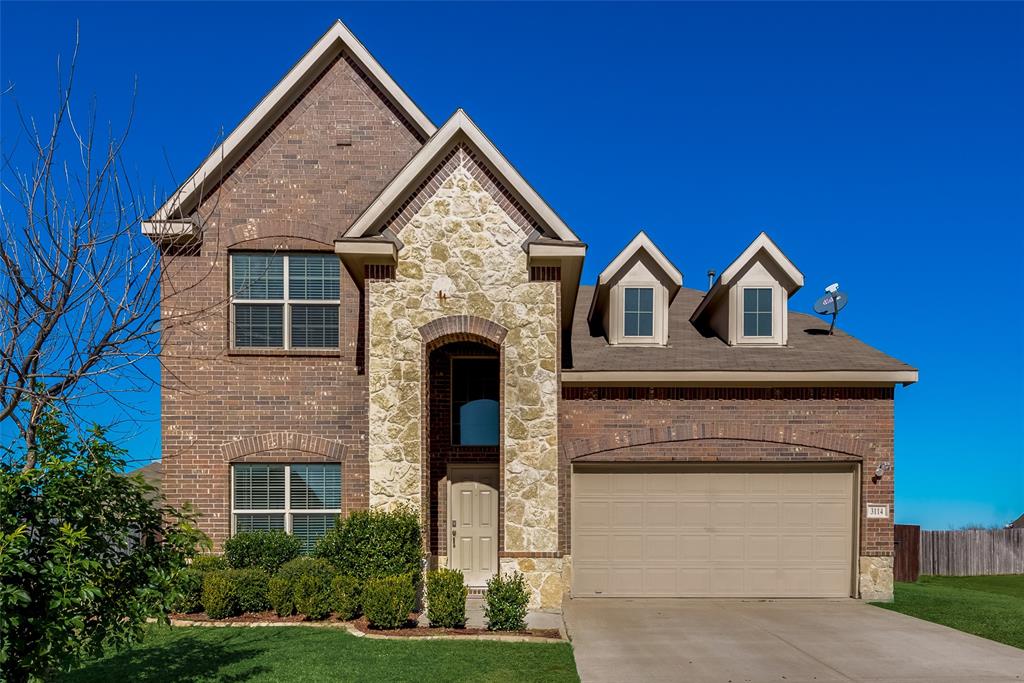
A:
[
  {"xmin": 222, "ymin": 432, "xmax": 346, "ymax": 463},
  {"xmin": 562, "ymin": 421, "xmax": 874, "ymax": 462},
  {"xmin": 419, "ymin": 315, "xmax": 508, "ymax": 352}
]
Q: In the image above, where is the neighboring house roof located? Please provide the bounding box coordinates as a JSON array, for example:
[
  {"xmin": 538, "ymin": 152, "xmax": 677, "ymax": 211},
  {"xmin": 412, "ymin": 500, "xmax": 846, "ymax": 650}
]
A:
[
  {"xmin": 145, "ymin": 20, "xmax": 435, "ymax": 226},
  {"xmin": 340, "ymin": 109, "xmax": 579, "ymax": 243},
  {"xmin": 1009, "ymin": 513, "xmax": 1024, "ymax": 529},
  {"xmin": 567, "ymin": 285, "xmax": 918, "ymax": 382},
  {"xmin": 129, "ymin": 461, "xmax": 162, "ymax": 490}
]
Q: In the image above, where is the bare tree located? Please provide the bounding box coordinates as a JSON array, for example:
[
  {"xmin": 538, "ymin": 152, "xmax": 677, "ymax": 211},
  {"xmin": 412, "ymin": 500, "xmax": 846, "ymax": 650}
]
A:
[{"xmin": 0, "ymin": 32, "xmax": 220, "ymax": 468}]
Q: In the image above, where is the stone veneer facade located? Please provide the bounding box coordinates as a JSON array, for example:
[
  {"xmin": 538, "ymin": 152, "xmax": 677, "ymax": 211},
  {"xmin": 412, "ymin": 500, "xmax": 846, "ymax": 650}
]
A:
[
  {"xmin": 154, "ymin": 26, "xmax": 905, "ymax": 612},
  {"xmin": 366, "ymin": 157, "xmax": 562, "ymax": 608}
]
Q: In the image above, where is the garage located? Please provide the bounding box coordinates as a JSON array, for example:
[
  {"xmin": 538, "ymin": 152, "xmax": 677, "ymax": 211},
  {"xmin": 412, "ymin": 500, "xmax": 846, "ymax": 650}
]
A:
[{"xmin": 572, "ymin": 465, "xmax": 856, "ymax": 598}]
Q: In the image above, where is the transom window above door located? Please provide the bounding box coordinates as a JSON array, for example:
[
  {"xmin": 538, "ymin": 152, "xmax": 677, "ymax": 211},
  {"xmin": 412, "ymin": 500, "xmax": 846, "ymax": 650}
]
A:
[
  {"xmin": 231, "ymin": 463, "xmax": 341, "ymax": 552},
  {"xmin": 623, "ymin": 287, "xmax": 654, "ymax": 337},
  {"xmin": 230, "ymin": 253, "xmax": 341, "ymax": 349},
  {"xmin": 451, "ymin": 357, "xmax": 499, "ymax": 446}
]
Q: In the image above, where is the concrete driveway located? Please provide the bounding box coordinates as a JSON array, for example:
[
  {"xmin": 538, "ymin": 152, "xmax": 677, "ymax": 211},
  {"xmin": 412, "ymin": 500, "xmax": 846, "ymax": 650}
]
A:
[{"xmin": 564, "ymin": 598, "xmax": 1024, "ymax": 682}]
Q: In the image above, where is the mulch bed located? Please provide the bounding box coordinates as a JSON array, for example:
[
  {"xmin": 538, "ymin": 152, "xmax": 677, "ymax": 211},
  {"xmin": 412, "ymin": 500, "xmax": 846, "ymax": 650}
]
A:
[
  {"xmin": 351, "ymin": 615, "xmax": 562, "ymax": 640},
  {"xmin": 170, "ymin": 611, "xmax": 561, "ymax": 639},
  {"xmin": 170, "ymin": 611, "xmax": 308, "ymax": 623}
]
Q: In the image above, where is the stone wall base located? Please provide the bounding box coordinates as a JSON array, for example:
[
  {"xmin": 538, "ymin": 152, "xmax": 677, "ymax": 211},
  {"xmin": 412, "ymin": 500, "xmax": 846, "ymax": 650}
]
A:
[
  {"xmin": 499, "ymin": 557, "xmax": 565, "ymax": 611},
  {"xmin": 859, "ymin": 555, "xmax": 894, "ymax": 602}
]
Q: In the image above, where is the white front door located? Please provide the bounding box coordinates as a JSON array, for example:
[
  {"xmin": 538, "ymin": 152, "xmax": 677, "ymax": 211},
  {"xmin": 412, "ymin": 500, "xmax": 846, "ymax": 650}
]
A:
[{"xmin": 449, "ymin": 466, "xmax": 499, "ymax": 586}]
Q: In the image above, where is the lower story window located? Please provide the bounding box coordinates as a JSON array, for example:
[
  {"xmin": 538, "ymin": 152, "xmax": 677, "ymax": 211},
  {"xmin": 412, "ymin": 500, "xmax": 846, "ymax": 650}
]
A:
[{"xmin": 231, "ymin": 463, "xmax": 342, "ymax": 552}]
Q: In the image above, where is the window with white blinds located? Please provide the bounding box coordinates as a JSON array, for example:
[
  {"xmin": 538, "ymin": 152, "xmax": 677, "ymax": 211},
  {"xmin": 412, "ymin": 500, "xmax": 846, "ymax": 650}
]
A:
[
  {"xmin": 231, "ymin": 253, "xmax": 341, "ymax": 349},
  {"xmin": 231, "ymin": 463, "xmax": 342, "ymax": 552}
]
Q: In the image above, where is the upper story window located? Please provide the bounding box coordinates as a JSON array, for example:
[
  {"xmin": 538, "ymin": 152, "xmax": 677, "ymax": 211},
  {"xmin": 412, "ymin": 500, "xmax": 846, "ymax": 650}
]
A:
[
  {"xmin": 623, "ymin": 287, "xmax": 654, "ymax": 337},
  {"xmin": 743, "ymin": 287, "xmax": 773, "ymax": 337},
  {"xmin": 231, "ymin": 253, "xmax": 340, "ymax": 349},
  {"xmin": 451, "ymin": 357, "xmax": 499, "ymax": 446},
  {"xmin": 231, "ymin": 463, "xmax": 342, "ymax": 552}
]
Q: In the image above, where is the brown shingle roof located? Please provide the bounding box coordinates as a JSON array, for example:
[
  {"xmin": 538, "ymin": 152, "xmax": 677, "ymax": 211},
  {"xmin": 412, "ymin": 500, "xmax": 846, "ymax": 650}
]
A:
[{"xmin": 569, "ymin": 286, "xmax": 916, "ymax": 374}]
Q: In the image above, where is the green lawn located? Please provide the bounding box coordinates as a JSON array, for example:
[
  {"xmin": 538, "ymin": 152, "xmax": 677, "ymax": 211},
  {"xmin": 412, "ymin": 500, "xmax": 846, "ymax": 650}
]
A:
[
  {"xmin": 62, "ymin": 625, "xmax": 579, "ymax": 683},
  {"xmin": 873, "ymin": 574, "xmax": 1024, "ymax": 650}
]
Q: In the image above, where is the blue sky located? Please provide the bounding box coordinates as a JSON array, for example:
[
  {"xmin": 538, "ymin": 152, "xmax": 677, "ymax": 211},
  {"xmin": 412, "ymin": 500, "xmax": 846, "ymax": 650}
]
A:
[{"xmin": 2, "ymin": 2, "xmax": 1021, "ymax": 528}]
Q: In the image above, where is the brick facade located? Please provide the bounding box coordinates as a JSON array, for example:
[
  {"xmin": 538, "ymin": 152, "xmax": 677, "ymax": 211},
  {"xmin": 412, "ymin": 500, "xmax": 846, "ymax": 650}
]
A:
[
  {"xmin": 159, "ymin": 51, "xmax": 422, "ymax": 548},
  {"xmin": 157, "ymin": 29, "xmax": 901, "ymax": 605},
  {"xmin": 558, "ymin": 386, "xmax": 895, "ymax": 559}
]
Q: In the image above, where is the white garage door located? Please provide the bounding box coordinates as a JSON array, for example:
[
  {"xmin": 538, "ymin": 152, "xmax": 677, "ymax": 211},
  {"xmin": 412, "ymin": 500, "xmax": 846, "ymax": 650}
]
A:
[{"xmin": 572, "ymin": 466, "xmax": 855, "ymax": 598}]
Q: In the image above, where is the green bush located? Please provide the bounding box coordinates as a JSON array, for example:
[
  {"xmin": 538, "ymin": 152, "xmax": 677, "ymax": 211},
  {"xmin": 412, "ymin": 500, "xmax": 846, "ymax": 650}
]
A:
[
  {"xmin": 234, "ymin": 568, "xmax": 271, "ymax": 613},
  {"xmin": 294, "ymin": 573, "xmax": 333, "ymax": 620},
  {"xmin": 484, "ymin": 571, "xmax": 529, "ymax": 631},
  {"xmin": 331, "ymin": 574, "xmax": 362, "ymax": 620},
  {"xmin": 173, "ymin": 568, "xmax": 205, "ymax": 613},
  {"xmin": 0, "ymin": 409, "xmax": 204, "ymax": 682},
  {"xmin": 426, "ymin": 568, "xmax": 467, "ymax": 628},
  {"xmin": 268, "ymin": 557, "xmax": 336, "ymax": 617},
  {"xmin": 202, "ymin": 570, "xmax": 240, "ymax": 619},
  {"xmin": 362, "ymin": 574, "xmax": 416, "ymax": 629},
  {"xmin": 269, "ymin": 576, "xmax": 294, "ymax": 617},
  {"xmin": 224, "ymin": 531, "xmax": 302, "ymax": 574},
  {"xmin": 191, "ymin": 555, "xmax": 228, "ymax": 572},
  {"xmin": 315, "ymin": 506, "xmax": 422, "ymax": 584}
]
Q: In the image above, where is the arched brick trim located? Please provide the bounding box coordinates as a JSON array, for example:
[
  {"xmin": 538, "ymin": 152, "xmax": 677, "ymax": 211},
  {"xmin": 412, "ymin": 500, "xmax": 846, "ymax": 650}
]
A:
[
  {"xmin": 222, "ymin": 432, "xmax": 346, "ymax": 462},
  {"xmin": 419, "ymin": 315, "xmax": 508, "ymax": 352},
  {"xmin": 562, "ymin": 421, "xmax": 873, "ymax": 462},
  {"xmin": 225, "ymin": 220, "xmax": 335, "ymax": 249}
]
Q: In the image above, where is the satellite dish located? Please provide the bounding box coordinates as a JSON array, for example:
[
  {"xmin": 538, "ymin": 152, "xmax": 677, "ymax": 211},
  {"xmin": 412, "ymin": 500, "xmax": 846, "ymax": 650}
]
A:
[
  {"xmin": 813, "ymin": 285, "xmax": 848, "ymax": 335},
  {"xmin": 813, "ymin": 291, "xmax": 848, "ymax": 315}
]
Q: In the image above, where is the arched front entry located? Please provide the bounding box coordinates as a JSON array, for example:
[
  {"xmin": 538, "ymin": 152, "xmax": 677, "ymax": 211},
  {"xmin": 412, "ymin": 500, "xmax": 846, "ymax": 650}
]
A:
[{"xmin": 421, "ymin": 317, "xmax": 506, "ymax": 586}]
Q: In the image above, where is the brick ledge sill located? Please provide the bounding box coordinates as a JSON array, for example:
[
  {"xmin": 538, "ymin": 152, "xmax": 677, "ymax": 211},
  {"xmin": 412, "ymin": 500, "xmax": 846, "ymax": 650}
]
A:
[{"xmin": 226, "ymin": 348, "xmax": 340, "ymax": 358}]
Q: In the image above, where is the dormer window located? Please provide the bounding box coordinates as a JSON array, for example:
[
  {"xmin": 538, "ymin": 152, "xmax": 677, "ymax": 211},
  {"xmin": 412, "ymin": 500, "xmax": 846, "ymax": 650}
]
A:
[
  {"xmin": 742, "ymin": 287, "xmax": 773, "ymax": 337},
  {"xmin": 690, "ymin": 232, "xmax": 804, "ymax": 347},
  {"xmin": 587, "ymin": 232, "xmax": 682, "ymax": 347},
  {"xmin": 624, "ymin": 287, "xmax": 654, "ymax": 337}
]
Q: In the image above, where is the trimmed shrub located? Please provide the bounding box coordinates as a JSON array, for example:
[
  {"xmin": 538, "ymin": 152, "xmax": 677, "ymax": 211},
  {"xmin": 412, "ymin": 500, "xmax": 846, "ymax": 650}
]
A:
[
  {"xmin": 224, "ymin": 531, "xmax": 302, "ymax": 574},
  {"xmin": 202, "ymin": 570, "xmax": 240, "ymax": 619},
  {"xmin": 315, "ymin": 506, "xmax": 422, "ymax": 584},
  {"xmin": 484, "ymin": 571, "xmax": 529, "ymax": 631},
  {"xmin": 331, "ymin": 574, "xmax": 362, "ymax": 620},
  {"xmin": 269, "ymin": 576, "xmax": 294, "ymax": 617},
  {"xmin": 268, "ymin": 557, "xmax": 336, "ymax": 617},
  {"xmin": 294, "ymin": 573, "xmax": 333, "ymax": 620},
  {"xmin": 426, "ymin": 568, "xmax": 467, "ymax": 628},
  {"xmin": 362, "ymin": 574, "xmax": 416, "ymax": 629},
  {"xmin": 173, "ymin": 567, "xmax": 205, "ymax": 613},
  {"xmin": 234, "ymin": 568, "xmax": 271, "ymax": 613},
  {"xmin": 191, "ymin": 555, "xmax": 228, "ymax": 572}
]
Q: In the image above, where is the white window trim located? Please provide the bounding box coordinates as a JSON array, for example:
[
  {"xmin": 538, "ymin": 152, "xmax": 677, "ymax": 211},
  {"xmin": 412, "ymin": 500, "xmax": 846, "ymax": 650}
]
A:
[
  {"xmin": 230, "ymin": 464, "xmax": 342, "ymax": 536},
  {"xmin": 229, "ymin": 253, "xmax": 341, "ymax": 350},
  {"xmin": 622, "ymin": 285, "xmax": 656, "ymax": 340},
  {"xmin": 729, "ymin": 278, "xmax": 786, "ymax": 346},
  {"xmin": 740, "ymin": 286, "xmax": 774, "ymax": 339}
]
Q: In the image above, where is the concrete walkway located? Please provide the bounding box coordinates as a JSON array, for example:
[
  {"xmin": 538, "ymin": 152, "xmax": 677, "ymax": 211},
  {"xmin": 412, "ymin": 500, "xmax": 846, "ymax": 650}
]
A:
[{"xmin": 564, "ymin": 598, "xmax": 1024, "ymax": 682}]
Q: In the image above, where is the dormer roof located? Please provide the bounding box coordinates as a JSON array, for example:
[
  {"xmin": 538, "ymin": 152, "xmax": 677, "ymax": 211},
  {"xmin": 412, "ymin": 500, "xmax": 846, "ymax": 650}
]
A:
[
  {"xmin": 597, "ymin": 231, "xmax": 683, "ymax": 288},
  {"xmin": 145, "ymin": 20, "xmax": 435, "ymax": 226},
  {"xmin": 691, "ymin": 231, "xmax": 803, "ymax": 324}
]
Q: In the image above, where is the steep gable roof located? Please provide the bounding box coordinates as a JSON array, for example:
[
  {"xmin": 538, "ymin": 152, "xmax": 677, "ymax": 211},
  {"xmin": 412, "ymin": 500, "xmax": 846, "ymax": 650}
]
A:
[
  {"xmin": 148, "ymin": 20, "xmax": 435, "ymax": 223},
  {"xmin": 597, "ymin": 231, "xmax": 682, "ymax": 286},
  {"xmin": 341, "ymin": 109, "xmax": 579, "ymax": 242},
  {"xmin": 691, "ymin": 231, "xmax": 804, "ymax": 324}
]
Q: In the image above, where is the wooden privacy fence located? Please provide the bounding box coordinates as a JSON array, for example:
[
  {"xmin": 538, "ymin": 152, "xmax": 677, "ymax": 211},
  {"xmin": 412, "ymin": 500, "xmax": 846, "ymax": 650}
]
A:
[
  {"xmin": 919, "ymin": 528, "xmax": 1024, "ymax": 576},
  {"xmin": 894, "ymin": 524, "xmax": 920, "ymax": 582}
]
